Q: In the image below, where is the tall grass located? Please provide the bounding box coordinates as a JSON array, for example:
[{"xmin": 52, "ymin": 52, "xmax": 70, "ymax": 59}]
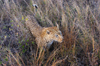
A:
[{"xmin": 0, "ymin": 0, "xmax": 100, "ymax": 66}]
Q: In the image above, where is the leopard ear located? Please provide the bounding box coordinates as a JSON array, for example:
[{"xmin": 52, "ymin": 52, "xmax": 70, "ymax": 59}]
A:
[
  {"xmin": 47, "ymin": 30, "xmax": 50, "ymax": 34},
  {"xmin": 56, "ymin": 23, "xmax": 59, "ymax": 29}
]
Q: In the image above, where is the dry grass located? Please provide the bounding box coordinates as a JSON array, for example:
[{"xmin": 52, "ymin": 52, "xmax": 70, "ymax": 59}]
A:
[{"xmin": 0, "ymin": 0, "xmax": 100, "ymax": 66}]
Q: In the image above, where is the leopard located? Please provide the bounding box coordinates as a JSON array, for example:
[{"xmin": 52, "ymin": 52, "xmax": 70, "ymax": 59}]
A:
[{"xmin": 25, "ymin": 15, "xmax": 63, "ymax": 49}]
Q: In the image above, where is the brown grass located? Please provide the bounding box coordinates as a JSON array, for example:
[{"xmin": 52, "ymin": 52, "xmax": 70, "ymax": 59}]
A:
[{"xmin": 0, "ymin": 0, "xmax": 100, "ymax": 66}]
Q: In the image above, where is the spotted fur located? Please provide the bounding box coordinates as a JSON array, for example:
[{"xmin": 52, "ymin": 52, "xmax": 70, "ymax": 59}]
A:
[{"xmin": 25, "ymin": 15, "xmax": 63, "ymax": 48}]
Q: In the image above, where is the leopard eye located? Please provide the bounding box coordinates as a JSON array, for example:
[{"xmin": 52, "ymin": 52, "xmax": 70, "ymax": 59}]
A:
[
  {"xmin": 55, "ymin": 34, "xmax": 58, "ymax": 38},
  {"xmin": 47, "ymin": 30, "xmax": 50, "ymax": 34}
]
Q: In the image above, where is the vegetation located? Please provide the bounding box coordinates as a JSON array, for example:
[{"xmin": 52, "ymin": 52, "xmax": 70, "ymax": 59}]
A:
[{"xmin": 0, "ymin": 0, "xmax": 100, "ymax": 66}]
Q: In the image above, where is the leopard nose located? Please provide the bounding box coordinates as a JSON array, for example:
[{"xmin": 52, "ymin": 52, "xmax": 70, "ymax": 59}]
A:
[{"xmin": 59, "ymin": 37, "xmax": 63, "ymax": 43}]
